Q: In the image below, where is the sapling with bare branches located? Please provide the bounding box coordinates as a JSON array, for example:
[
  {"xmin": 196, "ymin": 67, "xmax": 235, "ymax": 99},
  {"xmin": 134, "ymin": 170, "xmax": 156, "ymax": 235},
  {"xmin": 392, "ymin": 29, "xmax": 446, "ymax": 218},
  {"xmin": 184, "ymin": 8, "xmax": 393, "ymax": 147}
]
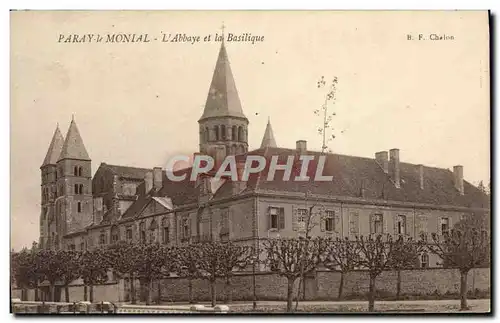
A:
[
  {"xmin": 264, "ymin": 237, "xmax": 325, "ymax": 312},
  {"xmin": 428, "ymin": 226, "xmax": 490, "ymax": 310},
  {"xmin": 322, "ymin": 237, "xmax": 361, "ymax": 300}
]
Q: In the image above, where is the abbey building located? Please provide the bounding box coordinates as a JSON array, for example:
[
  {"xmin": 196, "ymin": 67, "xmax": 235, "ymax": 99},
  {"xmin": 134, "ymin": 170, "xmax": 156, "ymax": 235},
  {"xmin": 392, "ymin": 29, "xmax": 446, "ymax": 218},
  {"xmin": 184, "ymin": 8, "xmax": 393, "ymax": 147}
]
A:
[{"xmin": 39, "ymin": 40, "xmax": 489, "ymax": 268}]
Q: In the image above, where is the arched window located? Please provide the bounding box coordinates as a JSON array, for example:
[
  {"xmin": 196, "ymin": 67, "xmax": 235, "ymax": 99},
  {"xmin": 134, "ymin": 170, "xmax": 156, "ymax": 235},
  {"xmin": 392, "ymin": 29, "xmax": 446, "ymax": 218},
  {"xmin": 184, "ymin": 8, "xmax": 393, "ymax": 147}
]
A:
[
  {"xmin": 78, "ymin": 167, "xmax": 83, "ymax": 176},
  {"xmin": 238, "ymin": 126, "xmax": 243, "ymax": 142},
  {"xmin": 111, "ymin": 225, "xmax": 119, "ymax": 243},
  {"xmin": 161, "ymin": 217, "xmax": 170, "ymax": 244},
  {"xmin": 221, "ymin": 125, "xmax": 226, "ymax": 140},
  {"xmin": 140, "ymin": 221, "xmax": 146, "ymax": 244},
  {"xmin": 74, "ymin": 184, "xmax": 79, "ymax": 194},
  {"xmin": 79, "ymin": 184, "xmax": 84, "ymax": 195},
  {"xmin": 396, "ymin": 215, "xmax": 406, "ymax": 235},
  {"xmin": 232, "ymin": 126, "xmax": 237, "ymax": 140},
  {"xmin": 239, "ymin": 144, "xmax": 245, "ymax": 154},
  {"xmin": 149, "ymin": 219, "xmax": 158, "ymax": 243},
  {"xmin": 421, "ymin": 253, "xmax": 429, "ymax": 268},
  {"xmin": 74, "ymin": 166, "xmax": 78, "ymax": 176},
  {"xmin": 205, "ymin": 127, "xmax": 210, "ymax": 142},
  {"xmin": 214, "ymin": 125, "xmax": 220, "ymax": 141},
  {"xmin": 77, "ymin": 202, "xmax": 82, "ymax": 213}
]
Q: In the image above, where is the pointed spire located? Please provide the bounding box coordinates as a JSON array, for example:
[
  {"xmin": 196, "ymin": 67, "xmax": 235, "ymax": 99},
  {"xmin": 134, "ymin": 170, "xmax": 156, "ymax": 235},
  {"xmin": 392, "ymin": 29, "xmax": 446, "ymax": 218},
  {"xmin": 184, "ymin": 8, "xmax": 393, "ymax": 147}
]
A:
[
  {"xmin": 58, "ymin": 118, "xmax": 90, "ymax": 161},
  {"xmin": 260, "ymin": 117, "xmax": 277, "ymax": 148},
  {"xmin": 41, "ymin": 125, "xmax": 65, "ymax": 167},
  {"xmin": 199, "ymin": 35, "xmax": 247, "ymax": 121}
]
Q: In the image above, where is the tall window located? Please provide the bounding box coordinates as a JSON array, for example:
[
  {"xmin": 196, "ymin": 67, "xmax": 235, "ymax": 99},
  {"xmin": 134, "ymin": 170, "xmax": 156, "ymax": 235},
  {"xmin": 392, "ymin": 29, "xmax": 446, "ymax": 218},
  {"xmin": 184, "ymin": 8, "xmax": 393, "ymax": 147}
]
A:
[
  {"xmin": 126, "ymin": 227, "xmax": 133, "ymax": 241},
  {"xmin": 325, "ymin": 210, "xmax": 335, "ymax": 232},
  {"xmin": 441, "ymin": 218, "xmax": 450, "ymax": 234},
  {"xmin": 396, "ymin": 215, "xmax": 406, "ymax": 235},
  {"xmin": 269, "ymin": 207, "xmax": 285, "ymax": 230},
  {"xmin": 99, "ymin": 232, "xmax": 106, "ymax": 245},
  {"xmin": 111, "ymin": 226, "xmax": 119, "ymax": 243},
  {"xmin": 74, "ymin": 166, "xmax": 78, "ymax": 176},
  {"xmin": 349, "ymin": 212, "xmax": 359, "ymax": 235},
  {"xmin": 421, "ymin": 253, "xmax": 429, "ymax": 268},
  {"xmin": 80, "ymin": 242, "xmax": 85, "ymax": 251},
  {"xmin": 297, "ymin": 208, "xmax": 308, "ymax": 223},
  {"xmin": 163, "ymin": 225, "xmax": 169, "ymax": 243},
  {"xmin": 214, "ymin": 125, "xmax": 220, "ymax": 141},
  {"xmin": 77, "ymin": 202, "xmax": 82, "ymax": 213},
  {"xmin": 140, "ymin": 222, "xmax": 146, "ymax": 244},
  {"xmin": 238, "ymin": 126, "xmax": 243, "ymax": 142},
  {"xmin": 221, "ymin": 125, "xmax": 226, "ymax": 140},
  {"xmin": 270, "ymin": 207, "xmax": 279, "ymax": 229},
  {"xmin": 78, "ymin": 167, "xmax": 83, "ymax": 176},
  {"xmin": 371, "ymin": 214, "xmax": 383, "ymax": 234},
  {"xmin": 149, "ymin": 219, "xmax": 158, "ymax": 244},
  {"xmin": 182, "ymin": 218, "xmax": 189, "ymax": 239},
  {"xmin": 232, "ymin": 125, "xmax": 237, "ymax": 140}
]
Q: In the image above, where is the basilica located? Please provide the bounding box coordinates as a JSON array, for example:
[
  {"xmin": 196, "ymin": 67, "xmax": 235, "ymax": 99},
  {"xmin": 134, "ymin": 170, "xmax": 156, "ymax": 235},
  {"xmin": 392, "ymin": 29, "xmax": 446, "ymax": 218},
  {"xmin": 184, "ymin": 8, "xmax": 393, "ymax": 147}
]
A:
[{"xmin": 39, "ymin": 39, "xmax": 488, "ymax": 268}]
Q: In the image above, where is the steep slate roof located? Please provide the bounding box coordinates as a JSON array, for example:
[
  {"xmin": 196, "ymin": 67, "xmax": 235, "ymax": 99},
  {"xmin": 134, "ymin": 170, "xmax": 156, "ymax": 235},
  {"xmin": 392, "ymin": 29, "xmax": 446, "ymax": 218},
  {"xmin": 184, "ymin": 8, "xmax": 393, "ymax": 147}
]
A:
[
  {"xmin": 58, "ymin": 119, "xmax": 90, "ymax": 161},
  {"xmin": 199, "ymin": 41, "xmax": 247, "ymax": 121},
  {"xmin": 212, "ymin": 147, "xmax": 489, "ymax": 209},
  {"xmin": 102, "ymin": 163, "xmax": 152, "ymax": 180},
  {"xmin": 260, "ymin": 118, "xmax": 277, "ymax": 148},
  {"xmin": 41, "ymin": 125, "xmax": 65, "ymax": 167}
]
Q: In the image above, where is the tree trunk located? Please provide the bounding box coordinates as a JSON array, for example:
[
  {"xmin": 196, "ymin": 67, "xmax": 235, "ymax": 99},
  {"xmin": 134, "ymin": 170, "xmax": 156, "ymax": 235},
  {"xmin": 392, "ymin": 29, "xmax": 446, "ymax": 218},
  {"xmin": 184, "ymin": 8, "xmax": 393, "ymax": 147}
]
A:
[
  {"xmin": 84, "ymin": 285, "xmax": 88, "ymax": 301},
  {"xmin": 157, "ymin": 278, "xmax": 162, "ymax": 305},
  {"xmin": 130, "ymin": 274, "xmax": 136, "ymax": 304},
  {"xmin": 460, "ymin": 270, "xmax": 469, "ymax": 310},
  {"xmin": 286, "ymin": 278, "xmax": 295, "ymax": 312},
  {"xmin": 225, "ymin": 277, "xmax": 232, "ymax": 304},
  {"xmin": 65, "ymin": 285, "xmax": 70, "ymax": 302},
  {"xmin": 338, "ymin": 271, "xmax": 345, "ymax": 300},
  {"xmin": 210, "ymin": 280, "xmax": 217, "ymax": 307},
  {"xmin": 146, "ymin": 278, "xmax": 153, "ymax": 305},
  {"xmin": 368, "ymin": 275, "xmax": 376, "ymax": 312},
  {"xmin": 89, "ymin": 285, "xmax": 94, "ymax": 303},
  {"xmin": 188, "ymin": 278, "xmax": 194, "ymax": 304},
  {"xmin": 396, "ymin": 270, "xmax": 401, "ymax": 300}
]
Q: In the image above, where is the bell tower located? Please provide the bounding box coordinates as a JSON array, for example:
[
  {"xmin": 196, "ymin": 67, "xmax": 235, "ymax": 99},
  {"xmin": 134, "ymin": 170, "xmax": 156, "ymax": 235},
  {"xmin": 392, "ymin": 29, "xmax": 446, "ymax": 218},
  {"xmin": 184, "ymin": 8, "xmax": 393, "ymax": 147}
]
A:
[
  {"xmin": 198, "ymin": 32, "xmax": 249, "ymax": 163},
  {"xmin": 55, "ymin": 117, "xmax": 93, "ymax": 248},
  {"xmin": 40, "ymin": 125, "xmax": 64, "ymax": 250}
]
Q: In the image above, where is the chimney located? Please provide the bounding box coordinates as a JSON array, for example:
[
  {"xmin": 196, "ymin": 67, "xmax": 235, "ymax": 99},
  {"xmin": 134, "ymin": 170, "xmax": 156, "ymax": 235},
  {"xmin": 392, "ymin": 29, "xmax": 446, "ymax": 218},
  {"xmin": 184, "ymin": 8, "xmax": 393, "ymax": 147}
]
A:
[
  {"xmin": 417, "ymin": 164, "xmax": 424, "ymax": 190},
  {"xmin": 389, "ymin": 148, "xmax": 400, "ymax": 188},
  {"xmin": 153, "ymin": 167, "xmax": 163, "ymax": 190},
  {"xmin": 453, "ymin": 165, "xmax": 464, "ymax": 195},
  {"xmin": 375, "ymin": 151, "xmax": 389, "ymax": 173},
  {"xmin": 296, "ymin": 140, "xmax": 307, "ymax": 154},
  {"xmin": 144, "ymin": 171, "xmax": 153, "ymax": 193}
]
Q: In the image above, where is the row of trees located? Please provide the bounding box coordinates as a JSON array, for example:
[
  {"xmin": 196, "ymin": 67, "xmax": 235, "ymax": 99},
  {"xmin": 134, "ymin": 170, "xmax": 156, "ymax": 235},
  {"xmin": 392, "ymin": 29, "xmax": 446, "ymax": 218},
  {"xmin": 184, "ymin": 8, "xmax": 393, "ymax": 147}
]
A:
[
  {"xmin": 11, "ymin": 224, "xmax": 489, "ymax": 312},
  {"xmin": 11, "ymin": 241, "xmax": 254, "ymax": 307}
]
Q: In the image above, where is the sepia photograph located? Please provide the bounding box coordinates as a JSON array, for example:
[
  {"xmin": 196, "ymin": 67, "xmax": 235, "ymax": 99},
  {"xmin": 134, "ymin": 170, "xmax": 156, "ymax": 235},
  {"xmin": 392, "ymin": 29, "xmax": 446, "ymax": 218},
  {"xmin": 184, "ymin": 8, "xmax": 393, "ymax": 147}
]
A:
[{"xmin": 9, "ymin": 10, "xmax": 491, "ymax": 314}]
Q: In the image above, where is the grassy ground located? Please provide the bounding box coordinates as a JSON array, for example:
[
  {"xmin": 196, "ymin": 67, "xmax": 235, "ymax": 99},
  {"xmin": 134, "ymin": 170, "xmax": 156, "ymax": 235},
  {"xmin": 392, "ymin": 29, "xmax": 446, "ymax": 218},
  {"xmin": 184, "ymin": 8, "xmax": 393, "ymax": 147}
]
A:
[{"xmin": 228, "ymin": 299, "xmax": 491, "ymax": 313}]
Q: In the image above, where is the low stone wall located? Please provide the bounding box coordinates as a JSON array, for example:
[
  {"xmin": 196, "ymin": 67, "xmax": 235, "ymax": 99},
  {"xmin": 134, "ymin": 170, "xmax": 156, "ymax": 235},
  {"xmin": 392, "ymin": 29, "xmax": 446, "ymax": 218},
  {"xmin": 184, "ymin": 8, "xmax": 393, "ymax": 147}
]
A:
[
  {"xmin": 12, "ymin": 268, "xmax": 490, "ymax": 303},
  {"xmin": 158, "ymin": 268, "xmax": 490, "ymax": 302}
]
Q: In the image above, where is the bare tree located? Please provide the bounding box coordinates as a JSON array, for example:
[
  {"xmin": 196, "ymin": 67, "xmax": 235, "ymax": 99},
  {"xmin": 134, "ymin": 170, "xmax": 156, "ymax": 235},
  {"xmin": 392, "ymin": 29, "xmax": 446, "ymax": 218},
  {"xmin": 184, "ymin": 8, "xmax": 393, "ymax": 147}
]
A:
[
  {"xmin": 386, "ymin": 236, "xmax": 424, "ymax": 300},
  {"xmin": 355, "ymin": 234, "xmax": 397, "ymax": 312},
  {"xmin": 314, "ymin": 76, "xmax": 339, "ymax": 153},
  {"xmin": 264, "ymin": 237, "xmax": 325, "ymax": 312},
  {"xmin": 428, "ymin": 227, "xmax": 490, "ymax": 310},
  {"xmin": 322, "ymin": 237, "xmax": 361, "ymax": 300}
]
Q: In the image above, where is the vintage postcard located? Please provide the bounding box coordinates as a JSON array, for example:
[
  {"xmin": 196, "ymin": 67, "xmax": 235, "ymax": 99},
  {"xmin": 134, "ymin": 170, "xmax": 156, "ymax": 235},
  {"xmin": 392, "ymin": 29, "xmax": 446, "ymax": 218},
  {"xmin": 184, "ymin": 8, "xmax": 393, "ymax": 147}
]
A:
[{"xmin": 10, "ymin": 10, "xmax": 490, "ymax": 314}]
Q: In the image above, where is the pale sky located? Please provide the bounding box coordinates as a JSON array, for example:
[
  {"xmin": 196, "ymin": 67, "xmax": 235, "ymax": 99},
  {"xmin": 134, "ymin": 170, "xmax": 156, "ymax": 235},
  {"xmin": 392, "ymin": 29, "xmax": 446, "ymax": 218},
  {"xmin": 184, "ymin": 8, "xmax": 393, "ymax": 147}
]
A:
[{"xmin": 10, "ymin": 11, "xmax": 490, "ymax": 250}]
